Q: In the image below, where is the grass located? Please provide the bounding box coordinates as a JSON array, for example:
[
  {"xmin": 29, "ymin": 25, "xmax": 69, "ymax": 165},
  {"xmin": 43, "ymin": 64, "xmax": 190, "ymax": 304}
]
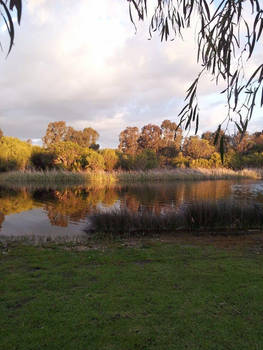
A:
[
  {"xmin": 87, "ymin": 200, "xmax": 263, "ymax": 236},
  {"xmin": 1, "ymin": 240, "xmax": 263, "ymax": 349},
  {"xmin": 0, "ymin": 170, "xmax": 116, "ymax": 187},
  {"xmin": 0, "ymin": 167, "xmax": 261, "ymax": 186},
  {"xmin": 117, "ymin": 168, "xmax": 261, "ymax": 182}
]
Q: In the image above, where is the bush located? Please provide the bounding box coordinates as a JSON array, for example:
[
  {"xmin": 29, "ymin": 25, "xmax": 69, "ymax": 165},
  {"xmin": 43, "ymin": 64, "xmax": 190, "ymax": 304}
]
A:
[
  {"xmin": 189, "ymin": 153, "xmax": 223, "ymax": 168},
  {"xmin": 171, "ymin": 152, "xmax": 190, "ymax": 168},
  {"xmin": 0, "ymin": 137, "xmax": 32, "ymax": 171},
  {"xmin": 117, "ymin": 153, "xmax": 135, "ymax": 170},
  {"xmin": 31, "ymin": 146, "xmax": 56, "ymax": 170},
  {"xmin": 81, "ymin": 148, "xmax": 105, "ymax": 171},
  {"xmin": 48, "ymin": 141, "xmax": 83, "ymax": 171},
  {"xmin": 133, "ymin": 149, "xmax": 159, "ymax": 170},
  {"xmin": 100, "ymin": 149, "xmax": 118, "ymax": 171},
  {"xmin": 183, "ymin": 136, "xmax": 215, "ymax": 159}
]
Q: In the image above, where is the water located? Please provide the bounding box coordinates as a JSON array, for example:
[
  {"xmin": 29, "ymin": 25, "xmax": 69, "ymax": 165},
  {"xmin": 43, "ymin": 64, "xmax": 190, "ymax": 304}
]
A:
[{"xmin": 0, "ymin": 179, "xmax": 262, "ymax": 242}]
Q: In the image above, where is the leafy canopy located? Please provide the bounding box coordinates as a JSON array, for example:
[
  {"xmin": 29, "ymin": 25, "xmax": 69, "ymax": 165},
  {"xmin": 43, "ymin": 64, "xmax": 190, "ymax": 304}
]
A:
[{"xmin": 128, "ymin": 0, "xmax": 263, "ymax": 136}]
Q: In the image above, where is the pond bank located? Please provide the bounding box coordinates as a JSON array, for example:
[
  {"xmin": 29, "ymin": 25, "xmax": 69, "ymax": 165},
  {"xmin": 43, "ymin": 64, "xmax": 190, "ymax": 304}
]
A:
[
  {"xmin": 0, "ymin": 167, "xmax": 261, "ymax": 186},
  {"xmin": 1, "ymin": 239, "xmax": 263, "ymax": 349}
]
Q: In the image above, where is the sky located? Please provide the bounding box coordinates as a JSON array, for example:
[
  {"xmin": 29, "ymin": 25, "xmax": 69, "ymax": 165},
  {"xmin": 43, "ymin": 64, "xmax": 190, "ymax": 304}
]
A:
[{"xmin": 0, "ymin": 0, "xmax": 262, "ymax": 148}]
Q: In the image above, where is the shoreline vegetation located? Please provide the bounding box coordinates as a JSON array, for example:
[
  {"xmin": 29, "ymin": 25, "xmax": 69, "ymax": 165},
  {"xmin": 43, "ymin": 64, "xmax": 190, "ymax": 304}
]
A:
[
  {"xmin": 0, "ymin": 168, "xmax": 261, "ymax": 186},
  {"xmin": 87, "ymin": 200, "xmax": 263, "ymax": 237}
]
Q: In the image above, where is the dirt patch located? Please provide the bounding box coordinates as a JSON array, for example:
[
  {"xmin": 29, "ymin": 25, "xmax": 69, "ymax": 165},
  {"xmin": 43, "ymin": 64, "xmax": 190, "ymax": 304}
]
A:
[
  {"xmin": 152, "ymin": 232, "xmax": 263, "ymax": 252},
  {"xmin": 27, "ymin": 232, "xmax": 263, "ymax": 254}
]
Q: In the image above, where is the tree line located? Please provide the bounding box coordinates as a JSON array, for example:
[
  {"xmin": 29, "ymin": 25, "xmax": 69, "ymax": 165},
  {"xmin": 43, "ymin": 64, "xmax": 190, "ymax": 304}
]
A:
[{"xmin": 1, "ymin": 120, "xmax": 263, "ymax": 172}]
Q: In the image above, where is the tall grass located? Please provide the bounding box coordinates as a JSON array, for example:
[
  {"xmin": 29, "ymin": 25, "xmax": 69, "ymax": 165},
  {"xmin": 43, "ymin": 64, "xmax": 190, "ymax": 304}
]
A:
[
  {"xmin": 116, "ymin": 168, "xmax": 261, "ymax": 183},
  {"xmin": 0, "ymin": 167, "xmax": 261, "ymax": 187},
  {"xmin": 87, "ymin": 200, "xmax": 263, "ymax": 237},
  {"xmin": 0, "ymin": 170, "xmax": 116, "ymax": 187}
]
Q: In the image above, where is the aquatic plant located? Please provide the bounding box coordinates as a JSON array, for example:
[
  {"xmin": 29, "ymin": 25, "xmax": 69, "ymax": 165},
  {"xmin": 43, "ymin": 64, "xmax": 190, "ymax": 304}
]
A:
[
  {"xmin": 87, "ymin": 200, "xmax": 263, "ymax": 236},
  {"xmin": 116, "ymin": 168, "xmax": 261, "ymax": 183},
  {"xmin": 0, "ymin": 167, "xmax": 261, "ymax": 187}
]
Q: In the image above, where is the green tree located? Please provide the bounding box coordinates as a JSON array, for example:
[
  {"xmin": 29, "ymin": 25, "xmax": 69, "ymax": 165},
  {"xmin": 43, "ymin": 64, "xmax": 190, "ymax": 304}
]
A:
[
  {"xmin": 118, "ymin": 127, "xmax": 140, "ymax": 155},
  {"xmin": 0, "ymin": 129, "xmax": 3, "ymax": 139},
  {"xmin": 134, "ymin": 149, "xmax": 159, "ymax": 170}
]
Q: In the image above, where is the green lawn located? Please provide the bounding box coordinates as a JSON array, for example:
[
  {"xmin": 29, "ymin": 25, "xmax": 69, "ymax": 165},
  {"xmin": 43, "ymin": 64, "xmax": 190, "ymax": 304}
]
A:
[{"xmin": 1, "ymin": 240, "xmax": 263, "ymax": 350}]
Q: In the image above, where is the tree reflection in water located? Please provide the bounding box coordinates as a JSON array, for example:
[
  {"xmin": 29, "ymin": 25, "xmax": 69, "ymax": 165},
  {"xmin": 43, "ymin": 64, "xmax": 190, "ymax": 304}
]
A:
[{"xmin": 0, "ymin": 179, "xmax": 259, "ymax": 230}]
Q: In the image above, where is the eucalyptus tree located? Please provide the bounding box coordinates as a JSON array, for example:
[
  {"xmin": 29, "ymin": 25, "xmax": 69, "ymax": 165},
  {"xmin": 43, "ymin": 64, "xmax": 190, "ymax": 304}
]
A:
[
  {"xmin": 138, "ymin": 124, "xmax": 162, "ymax": 152},
  {"xmin": 128, "ymin": 0, "xmax": 263, "ymax": 139},
  {"xmin": 118, "ymin": 126, "xmax": 140, "ymax": 155}
]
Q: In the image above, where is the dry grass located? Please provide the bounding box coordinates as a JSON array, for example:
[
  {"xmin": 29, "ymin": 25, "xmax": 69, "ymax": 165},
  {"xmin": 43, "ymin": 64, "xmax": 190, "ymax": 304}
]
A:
[
  {"xmin": 116, "ymin": 168, "xmax": 261, "ymax": 183},
  {"xmin": 0, "ymin": 170, "xmax": 116, "ymax": 187},
  {"xmin": 0, "ymin": 167, "xmax": 261, "ymax": 186}
]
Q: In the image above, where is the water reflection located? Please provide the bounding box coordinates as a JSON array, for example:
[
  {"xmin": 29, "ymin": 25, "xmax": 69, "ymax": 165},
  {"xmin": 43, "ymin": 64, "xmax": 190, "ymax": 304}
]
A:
[{"xmin": 0, "ymin": 179, "xmax": 262, "ymax": 241}]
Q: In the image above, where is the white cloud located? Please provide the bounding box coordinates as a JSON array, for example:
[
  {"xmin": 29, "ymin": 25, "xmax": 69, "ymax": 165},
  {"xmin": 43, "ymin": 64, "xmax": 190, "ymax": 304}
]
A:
[{"xmin": 0, "ymin": 0, "xmax": 262, "ymax": 147}]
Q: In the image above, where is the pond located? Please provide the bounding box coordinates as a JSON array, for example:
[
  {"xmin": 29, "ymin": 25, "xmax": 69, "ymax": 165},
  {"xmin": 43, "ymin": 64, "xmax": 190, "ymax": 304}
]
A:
[{"xmin": 0, "ymin": 179, "xmax": 263, "ymax": 242}]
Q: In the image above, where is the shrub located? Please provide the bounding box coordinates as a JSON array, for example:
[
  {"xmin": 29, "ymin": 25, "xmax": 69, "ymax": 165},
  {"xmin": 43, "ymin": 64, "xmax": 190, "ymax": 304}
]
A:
[
  {"xmin": 171, "ymin": 152, "xmax": 190, "ymax": 168},
  {"xmin": 189, "ymin": 153, "xmax": 223, "ymax": 168},
  {"xmin": 183, "ymin": 136, "xmax": 215, "ymax": 159},
  {"xmin": 100, "ymin": 149, "xmax": 118, "ymax": 171},
  {"xmin": 30, "ymin": 146, "xmax": 56, "ymax": 170},
  {"xmin": 48, "ymin": 141, "xmax": 83, "ymax": 171},
  {"xmin": 133, "ymin": 149, "xmax": 159, "ymax": 170},
  {"xmin": 0, "ymin": 136, "xmax": 32, "ymax": 171},
  {"xmin": 117, "ymin": 150, "xmax": 159, "ymax": 170},
  {"xmin": 117, "ymin": 153, "xmax": 135, "ymax": 170},
  {"xmin": 81, "ymin": 148, "xmax": 105, "ymax": 171}
]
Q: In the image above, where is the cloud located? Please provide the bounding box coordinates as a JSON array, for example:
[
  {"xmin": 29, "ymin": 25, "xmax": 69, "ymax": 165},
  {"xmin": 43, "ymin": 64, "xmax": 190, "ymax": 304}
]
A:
[{"xmin": 0, "ymin": 0, "xmax": 262, "ymax": 147}]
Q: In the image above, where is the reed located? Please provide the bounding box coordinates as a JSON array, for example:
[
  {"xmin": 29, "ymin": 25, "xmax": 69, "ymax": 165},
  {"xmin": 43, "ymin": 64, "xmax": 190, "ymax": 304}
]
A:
[
  {"xmin": 116, "ymin": 168, "xmax": 261, "ymax": 183},
  {"xmin": 0, "ymin": 170, "xmax": 88, "ymax": 185},
  {"xmin": 87, "ymin": 200, "xmax": 263, "ymax": 237},
  {"xmin": 0, "ymin": 170, "xmax": 116, "ymax": 186},
  {"xmin": 0, "ymin": 167, "xmax": 261, "ymax": 187}
]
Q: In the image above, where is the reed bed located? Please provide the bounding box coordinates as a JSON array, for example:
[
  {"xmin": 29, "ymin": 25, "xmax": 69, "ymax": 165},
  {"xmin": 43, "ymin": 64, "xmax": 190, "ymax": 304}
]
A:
[
  {"xmin": 87, "ymin": 200, "xmax": 263, "ymax": 237},
  {"xmin": 0, "ymin": 170, "xmax": 116, "ymax": 187},
  {"xmin": 116, "ymin": 168, "xmax": 261, "ymax": 183},
  {"xmin": 0, "ymin": 168, "xmax": 261, "ymax": 187},
  {"xmin": 0, "ymin": 170, "xmax": 88, "ymax": 185}
]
